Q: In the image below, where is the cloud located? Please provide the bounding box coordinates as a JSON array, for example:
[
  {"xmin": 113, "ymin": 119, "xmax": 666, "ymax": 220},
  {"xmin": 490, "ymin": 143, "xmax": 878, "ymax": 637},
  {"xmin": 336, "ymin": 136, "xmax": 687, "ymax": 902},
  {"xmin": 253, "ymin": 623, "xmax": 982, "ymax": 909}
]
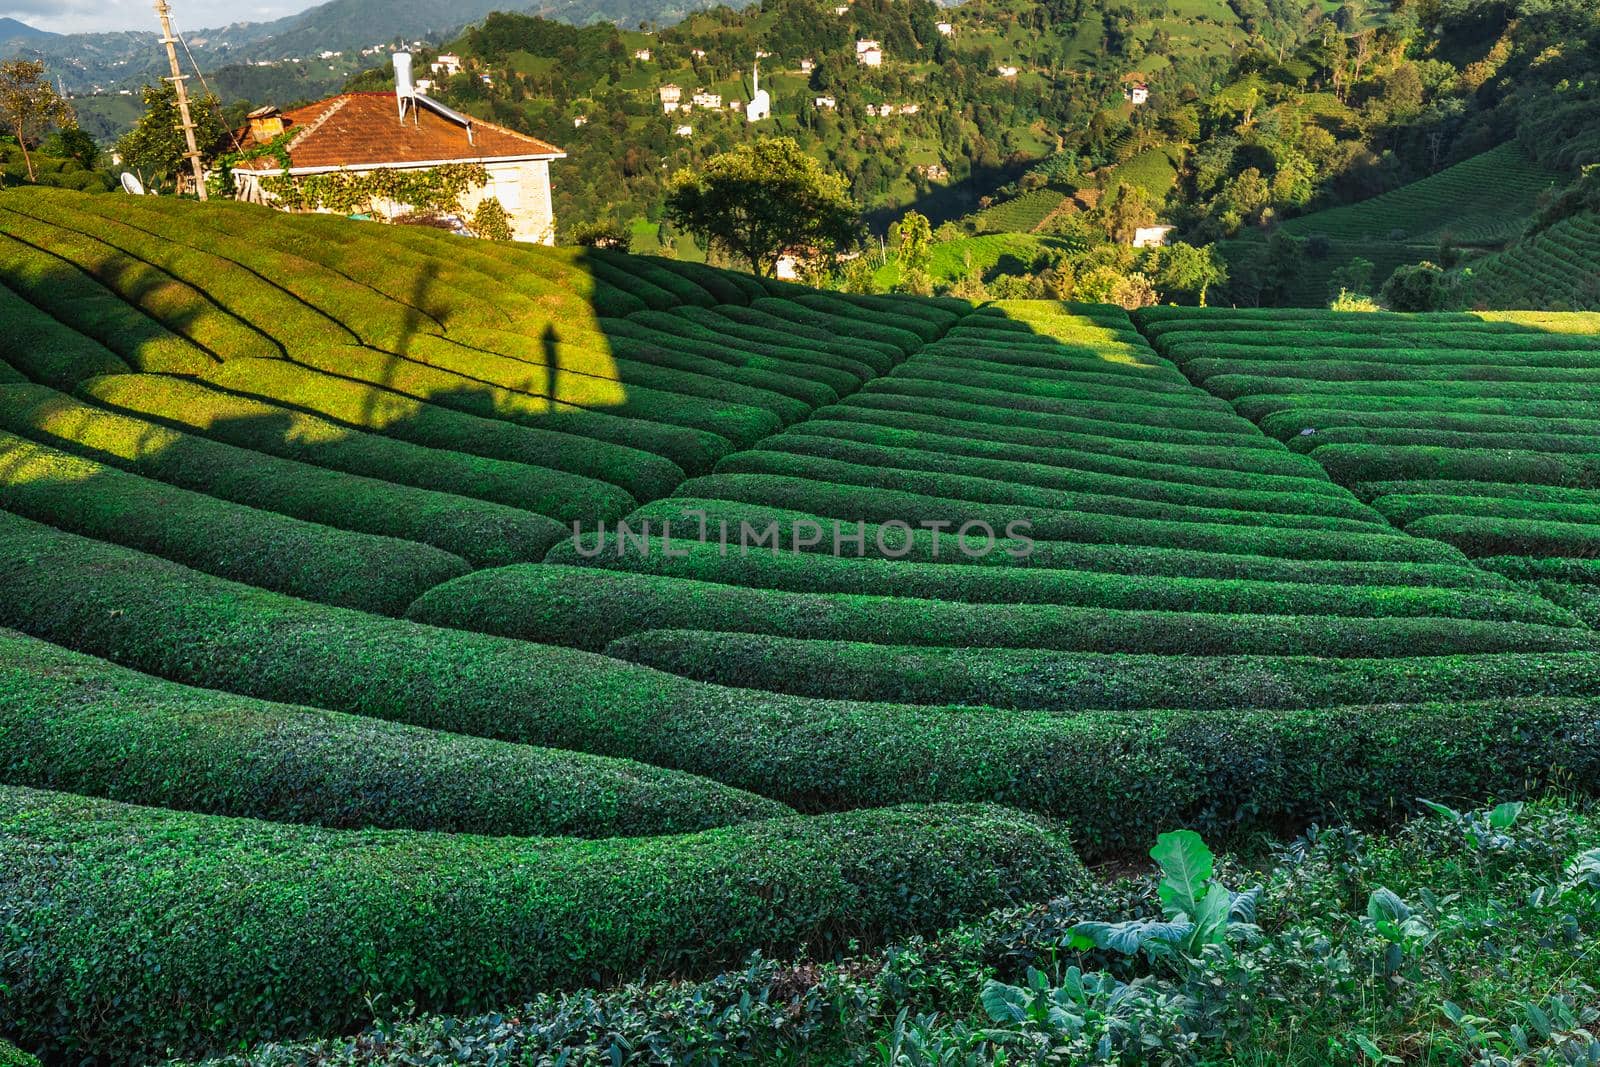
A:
[{"xmin": 1, "ymin": 0, "xmax": 302, "ymax": 34}]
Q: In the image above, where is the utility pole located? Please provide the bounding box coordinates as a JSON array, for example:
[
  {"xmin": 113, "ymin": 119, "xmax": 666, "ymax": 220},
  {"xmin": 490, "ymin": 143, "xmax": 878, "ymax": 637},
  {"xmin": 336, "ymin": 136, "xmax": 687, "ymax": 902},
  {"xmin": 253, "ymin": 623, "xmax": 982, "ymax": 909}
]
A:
[{"xmin": 153, "ymin": 0, "xmax": 207, "ymax": 199}]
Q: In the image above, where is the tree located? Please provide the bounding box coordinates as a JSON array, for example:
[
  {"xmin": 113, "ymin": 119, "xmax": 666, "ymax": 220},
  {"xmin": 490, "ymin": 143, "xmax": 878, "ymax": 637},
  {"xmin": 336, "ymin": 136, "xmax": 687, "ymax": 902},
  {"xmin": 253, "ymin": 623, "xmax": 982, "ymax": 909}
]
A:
[
  {"xmin": 1100, "ymin": 183, "xmax": 1156, "ymax": 243},
  {"xmin": 1150, "ymin": 241, "xmax": 1229, "ymax": 306},
  {"xmin": 115, "ymin": 82, "xmax": 227, "ymax": 194},
  {"xmin": 889, "ymin": 209, "xmax": 934, "ymax": 295},
  {"xmin": 664, "ymin": 137, "xmax": 859, "ymax": 276},
  {"xmin": 1381, "ymin": 261, "xmax": 1456, "ymax": 311},
  {"xmin": 0, "ymin": 60, "xmax": 76, "ymax": 183}
]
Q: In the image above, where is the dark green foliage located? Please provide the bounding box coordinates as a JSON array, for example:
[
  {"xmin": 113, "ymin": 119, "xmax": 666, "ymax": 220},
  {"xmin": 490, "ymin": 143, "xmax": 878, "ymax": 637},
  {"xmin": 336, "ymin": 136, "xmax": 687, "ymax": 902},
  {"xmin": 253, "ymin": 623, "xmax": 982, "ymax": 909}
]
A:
[
  {"xmin": 0, "ymin": 630, "xmax": 787, "ymax": 836},
  {"xmin": 408, "ymin": 564, "xmax": 1584, "ymax": 656},
  {"xmin": 0, "ymin": 385, "xmax": 570, "ymax": 566},
  {"xmin": 0, "ymin": 787, "xmax": 1079, "ymax": 1065},
  {"xmin": 189, "ymin": 358, "xmax": 688, "ymax": 497},
  {"xmin": 610, "ymin": 632, "xmax": 1600, "ymax": 711},
  {"xmin": 0, "ymin": 281, "xmax": 128, "ymax": 387},
  {"xmin": 0, "ymin": 432, "xmax": 467, "ymax": 614}
]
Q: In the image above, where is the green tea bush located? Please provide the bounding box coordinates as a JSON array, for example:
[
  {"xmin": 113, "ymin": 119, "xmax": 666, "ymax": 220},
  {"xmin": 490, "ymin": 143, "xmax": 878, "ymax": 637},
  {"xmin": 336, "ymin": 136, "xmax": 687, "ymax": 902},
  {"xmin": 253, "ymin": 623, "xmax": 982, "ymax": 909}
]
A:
[
  {"xmin": 407, "ymin": 564, "xmax": 1583, "ymax": 655},
  {"xmin": 1406, "ymin": 513, "xmax": 1600, "ymax": 558},
  {"xmin": 609, "ymin": 631, "xmax": 1600, "ymax": 710},
  {"xmin": 0, "ymin": 432, "xmax": 467, "ymax": 614},
  {"xmin": 1293, "ymin": 426, "xmax": 1600, "ymax": 456},
  {"xmin": 590, "ymin": 247, "xmax": 720, "ymax": 307},
  {"xmin": 544, "ymin": 537, "xmax": 1550, "ymax": 622},
  {"xmin": 741, "ymin": 433, "xmax": 1374, "ymax": 520},
  {"xmin": 6, "ymin": 512, "xmax": 1592, "ymax": 856},
  {"xmin": 795, "ymin": 293, "xmax": 943, "ymax": 342},
  {"xmin": 1186, "ymin": 358, "xmax": 1600, "ymax": 388},
  {"xmin": 1373, "ymin": 492, "xmax": 1600, "ymax": 529},
  {"xmin": 0, "ymin": 788, "xmax": 1078, "ymax": 1064},
  {"xmin": 783, "ymin": 414, "xmax": 1339, "ymax": 486},
  {"xmin": 618, "ymin": 496, "xmax": 1497, "ymax": 582},
  {"xmin": 1311, "ymin": 444, "xmax": 1600, "ymax": 488},
  {"xmin": 0, "ymin": 209, "xmax": 279, "ymax": 360},
  {"xmin": 78, "ymin": 373, "xmax": 635, "ymax": 521},
  {"xmin": 0, "ymin": 630, "xmax": 785, "ymax": 836},
  {"xmin": 862, "ymin": 378, "xmax": 1251, "ymax": 433},
  {"xmin": 233, "ymin": 347, "xmax": 737, "ymax": 472},
  {"xmin": 655, "ymin": 477, "xmax": 1466, "ymax": 562},
  {"xmin": 710, "ymin": 304, "xmax": 904, "ymax": 371},
  {"xmin": 750, "ymin": 298, "xmax": 923, "ymax": 353},
  {"xmin": 0, "ymin": 233, "xmax": 216, "ymax": 374},
  {"xmin": 891, "ymin": 361, "xmax": 1232, "ymax": 413},
  {"xmin": 600, "ymin": 318, "xmax": 854, "ymax": 401},
  {"xmin": 192, "ymin": 358, "xmax": 689, "ymax": 495},
  {"xmin": 0, "ymin": 281, "xmax": 129, "ymax": 388},
  {"xmin": 1209, "ymin": 374, "xmax": 1600, "ymax": 403},
  {"xmin": 1, "ymin": 385, "xmax": 571, "ymax": 564},
  {"xmin": 1260, "ymin": 407, "xmax": 1600, "ymax": 441},
  {"xmin": 669, "ymin": 305, "xmax": 882, "ymax": 378}
]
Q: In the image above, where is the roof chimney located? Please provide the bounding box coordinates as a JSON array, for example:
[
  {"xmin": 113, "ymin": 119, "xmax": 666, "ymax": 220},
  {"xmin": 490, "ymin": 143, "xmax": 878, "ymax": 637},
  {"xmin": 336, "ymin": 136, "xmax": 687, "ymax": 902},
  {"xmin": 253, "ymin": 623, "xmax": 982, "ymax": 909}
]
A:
[
  {"xmin": 247, "ymin": 104, "xmax": 283, "ymax": 144},
  {"xmin": 393, "ymin": 52, "xmax": 416, "ymax": 122}
]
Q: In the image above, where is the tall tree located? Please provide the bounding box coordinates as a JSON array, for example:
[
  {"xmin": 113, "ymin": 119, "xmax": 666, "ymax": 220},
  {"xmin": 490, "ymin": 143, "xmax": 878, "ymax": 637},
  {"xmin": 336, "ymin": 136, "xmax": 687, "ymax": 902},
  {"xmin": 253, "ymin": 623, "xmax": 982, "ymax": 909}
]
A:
[
  {"xmin": 665, "ymin": 137, "xmax": 859, "ymax": 276},
  {"xmin": 115, "ymin": 82, "xmax": 226, "ymax": 194},
  {"xmin": 0, "ymin": 60, "xmax": 76, "ymax": 183},
  {"xmin": 889, "ymin": 209, "xmax": 934, "ymax": 295}
]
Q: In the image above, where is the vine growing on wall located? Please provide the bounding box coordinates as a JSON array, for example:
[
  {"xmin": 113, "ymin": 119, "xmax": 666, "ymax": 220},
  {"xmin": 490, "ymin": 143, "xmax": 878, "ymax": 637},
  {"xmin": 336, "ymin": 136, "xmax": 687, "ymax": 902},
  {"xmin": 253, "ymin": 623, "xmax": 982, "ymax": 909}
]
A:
[
  {"xmin": 205, "ymin": 130, "xmax": 295, "ymax": 198},
  {"xmin": 260, "ymin": 163, "xmax": 491, "ymax": 218}
]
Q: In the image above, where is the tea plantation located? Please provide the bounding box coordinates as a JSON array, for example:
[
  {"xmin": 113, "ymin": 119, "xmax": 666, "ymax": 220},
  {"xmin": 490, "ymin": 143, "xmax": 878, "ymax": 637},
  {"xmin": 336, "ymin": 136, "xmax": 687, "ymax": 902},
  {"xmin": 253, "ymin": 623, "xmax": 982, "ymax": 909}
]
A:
[{"xmin": 2, "ymin": 188, "xmax": 1599, "ymax": 1064}]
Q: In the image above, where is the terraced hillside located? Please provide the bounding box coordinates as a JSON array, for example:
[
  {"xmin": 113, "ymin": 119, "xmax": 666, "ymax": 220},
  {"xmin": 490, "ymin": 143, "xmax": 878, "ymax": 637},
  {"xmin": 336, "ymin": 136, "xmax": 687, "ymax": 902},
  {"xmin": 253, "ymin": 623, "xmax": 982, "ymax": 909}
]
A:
[
  {"xmin": 1462, "ymin": 211, "xmax": 1600, "ymax": 311},
  {"xmin": 1139, "ymin": 305, "xmax": 1600, "ymax": 627},
  {"xmin": 1221, "ymin": 143, "xmax": 1567, "ymax": 306},
  {"xmin": 2, "ymin": 189, "xmax": 1600, "ymax": 1063}
]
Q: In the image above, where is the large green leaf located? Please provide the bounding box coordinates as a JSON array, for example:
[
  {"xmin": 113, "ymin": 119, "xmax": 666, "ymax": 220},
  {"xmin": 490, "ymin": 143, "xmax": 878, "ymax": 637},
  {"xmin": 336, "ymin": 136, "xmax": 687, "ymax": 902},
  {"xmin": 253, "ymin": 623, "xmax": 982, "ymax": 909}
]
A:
[{"xmin": 1152, "ymin": 829, "xmax": 1215, "ymax": 919}]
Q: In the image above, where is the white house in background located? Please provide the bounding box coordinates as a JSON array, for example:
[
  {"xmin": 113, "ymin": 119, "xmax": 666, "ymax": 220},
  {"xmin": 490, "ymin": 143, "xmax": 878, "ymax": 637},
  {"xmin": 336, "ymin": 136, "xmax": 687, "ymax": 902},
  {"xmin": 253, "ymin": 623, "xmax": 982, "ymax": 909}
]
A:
[
  {"xmin": 692, "ymin": 89, "xmax": 722, "ymax": 109},
  {"xmin": 856, "ymin": 39, "xmax": 883, "ymax": 65},
  {"xmin": 414, "ymin": 77, "xmax": 435, "ymax": 94},
  {"xmin": 1132, "ymin": 224, "xmax": 1174, "ymax": 248},
  {"xmin": 814, "ymin": 95, "xmax": 837, "ymax": 109},
  {"xmin": 573, "ymin": 114, "xmax": 589, "ymax": 127},
  {"xmin": 430, "ymin": 53, "xmax": 461, "ymax": 76},
  {"xmin": 746, "ymin": 58, "xmax": 771, "ymax": 122},
  {"xmin": 935, "ymin": 21, "xmax": 953, "ymax": 35},
  {"xmin": 899, "ymin": 102, "xmax": 920, "ymax": 115},
  {"xmin": 691, "ymin": 47, "xmax": 707, "ymax": 58},
  {"xmin": 229, "ymin": 55, "xmax": 565, "ymax": 244},
  {"xmin": 1126, "ymin": 82, "xmax": 1149, "ymax": 105},
  {"xmin": 833, "ymin": 4, "xmax": 849, "ymax": 13},
  {"xmin": 799, "ymin": 57, "xmax": 815, "ymax": 73},
  {"xmin": 996, "ymin": 64, "xmax": 1020, "ymax": 77},
  {"xmin": 634, "ymin": 47, "xmax": 653, "ymax": 61},
  {"xmin": 674, "ymin": 123, "xmax": 694, "ymax": 136},
  {"xmin": 866, "ymin": 103, "xmax": 890, "ymax": 117},
  {"xmin": 659, "ymin": 83, "xmax": 683, "ymax": 112}
]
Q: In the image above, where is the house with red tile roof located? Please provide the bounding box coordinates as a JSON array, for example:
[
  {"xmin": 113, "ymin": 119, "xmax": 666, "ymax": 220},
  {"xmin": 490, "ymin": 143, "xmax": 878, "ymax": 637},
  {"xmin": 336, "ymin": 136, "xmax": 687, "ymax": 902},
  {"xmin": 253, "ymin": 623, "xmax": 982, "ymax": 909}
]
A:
[{"xmin": 231, "ymin": 60, "xmax": 565, "ymax": 244}]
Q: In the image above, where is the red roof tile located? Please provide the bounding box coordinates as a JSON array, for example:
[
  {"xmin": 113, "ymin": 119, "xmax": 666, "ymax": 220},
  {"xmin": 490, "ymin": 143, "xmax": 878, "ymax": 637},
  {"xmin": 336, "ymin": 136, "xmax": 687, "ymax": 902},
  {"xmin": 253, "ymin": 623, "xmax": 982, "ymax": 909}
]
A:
[{"xmin": 235, "ymin": 92, "xmax": 563, "ymax": 172}]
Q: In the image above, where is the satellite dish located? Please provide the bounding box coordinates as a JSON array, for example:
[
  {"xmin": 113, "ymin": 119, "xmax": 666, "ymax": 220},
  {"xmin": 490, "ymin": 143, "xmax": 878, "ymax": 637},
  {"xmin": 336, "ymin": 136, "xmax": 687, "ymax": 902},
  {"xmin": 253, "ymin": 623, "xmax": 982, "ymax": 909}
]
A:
[{"xmin": 120, "ymin": 172, "xmax": 147, "ymax": 196}]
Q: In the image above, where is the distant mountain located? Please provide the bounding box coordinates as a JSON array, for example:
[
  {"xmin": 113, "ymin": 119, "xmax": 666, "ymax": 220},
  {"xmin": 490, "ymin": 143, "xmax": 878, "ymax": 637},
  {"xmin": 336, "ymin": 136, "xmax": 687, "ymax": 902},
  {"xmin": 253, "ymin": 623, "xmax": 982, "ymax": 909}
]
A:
[
  {"xmin": 3, "ymin": 0, "xmax": 729, "ymax": 94},
  {"xmin": 0, "ymin": 17, "xmax": 54, "ymax": 38}
]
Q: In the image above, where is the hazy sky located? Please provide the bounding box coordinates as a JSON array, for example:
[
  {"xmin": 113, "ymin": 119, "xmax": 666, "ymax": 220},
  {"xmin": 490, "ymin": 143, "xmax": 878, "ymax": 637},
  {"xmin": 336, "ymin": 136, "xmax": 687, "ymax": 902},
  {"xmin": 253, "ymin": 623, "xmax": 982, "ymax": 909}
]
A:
[{"xmin": 4, "ymin": 0, "xmax": 307, "ymax": 35}]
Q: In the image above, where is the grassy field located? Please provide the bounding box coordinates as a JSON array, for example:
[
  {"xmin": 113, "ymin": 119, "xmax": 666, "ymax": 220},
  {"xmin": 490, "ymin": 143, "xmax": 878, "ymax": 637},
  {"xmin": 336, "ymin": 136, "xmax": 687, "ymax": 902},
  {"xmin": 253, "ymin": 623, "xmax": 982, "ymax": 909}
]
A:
[{"xmin": 0, "ymin": 189, "xmax": 1598, "ymax": 1065}]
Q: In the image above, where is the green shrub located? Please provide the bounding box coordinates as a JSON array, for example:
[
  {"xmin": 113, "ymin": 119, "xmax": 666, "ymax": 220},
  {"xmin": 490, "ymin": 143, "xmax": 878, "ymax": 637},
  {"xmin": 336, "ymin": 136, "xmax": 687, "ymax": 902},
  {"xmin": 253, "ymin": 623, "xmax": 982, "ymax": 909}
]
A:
[
  {"xmin": 1291, "ymin": 426, "xmax": 1600, "ymax": 456},
  {"xmin": 8, "ymin": 511, "xmax": 1593, "ymax": 860},
  {"xmin": 645, "ymin": 479, "xmax": 1465, "ymax": 562},
  {"xmin": 545, "ymin": 536, "xmax": 1551, "ymax": 622},
  {"xmin": 0, "ymin": 1040, "xmax": 39, "ymax": 1067},
  {"xmin": 0, "ymin": 630, "xmax": 785, "ymax": 836},
  {"xmin": 1209, "ymin": 374, "xmax": 1600, "ymax": 403},
  {"xmin": 78, "ymin": 373, "xmax": 634, "ymax": 521},
  {"xmin": 710, "ymin": 304, "xmax": 904, "ymax": 371},
  {"xmin": 0, "ymin": 787, "xmax": 1079, "ymax": 1065},
  {"xmin": 619, "ymin": 496, "xmax": 1497, "ymax": 582},
  {"xmin": 407, "ymin": 564, "xmax": 1583, "ymax": 656},
  {"xmin": 1260, "ymin": 407, "xmax": 1600, "ymax": 442},
  {"xmin": 862, "ymin": 378, "xmax": 1250, "ymax": 434},
  {"xmin": 191, "ymin": 358, "xmax": 689, "ymax": 495},
  {"xmin": 1235, "ymin": 391, "xmax": 1600, "ymax": 423},
  {"xmin": 750, "ymin": 297, "xmax": 924, "ymax": 353},
  {"xmin": 0, "ymin": 207, "xmax": 278, "ymax": 360},
  {"xmin": 609, "ymin": 631, "xmax": 1600, "ymax": 711},
  {"xmin": 0, "ymin": 431, "xmax": 467, "ymax": 614},
  {"xmin": 1373, "ymin": 492, "xmax": 1600, "ymax": 529},
  {"xmin": 794, "ymin": 293, "xmax": 942, "ymax": 342},
  {"xmin": 906, "ymin": 352, "xmax": 1205, "ymax": 398},
  {"xmin": 646, "ymin": 254, "xmax": 769, "ymax": 304},
  {"xmin": 842, "ymin": 389, "xmax": 1271, "ymax": 449},
  {"xmin": 810, "ymin": 403, "xmax": 1314, "ymax": 472},
  {"xmin": 1167, "ymin": 341, "xmax": 1600, "ymax": 369},
  {"xmin": 222, "ymin": 348, "xmax": 735, "ymax": 473},
  {"xmin": 590, "ymin": 247, "xmax": 720, "ymax": 307},
  {"xmin": 891, "ymin": 361, "xmax": 1231, "ymax": 414},
  {"xmin": 1185, "ymin": 358, "xmax": 1600, "ymax": 388},
  {"xmin": 0, "ymin": 281, "xmax": 128, "ymax": 388},
  {"xmin": 739, "ymin": 433, "xmax": 1375, "ymax": 521},
  {"xmin": 1380, "ymin": 261, "xmax": 1458, "ymax": 312},
  {"xmin": 668, "ymin": 306, "xmax": 882, "ymax": 378},
  {"xmin": 1478, "ymin": 556, "xmax": 1600, "ymax": 586},
  {"xmin": 1311, "ymin": 444, "xmax": 1600, "ymax": 488},
  {"xmin": 600, "ymin": 317, "xmax": 855, "ymax": 400},
  {"xmin": 1, "ymin": 384, "xmax": 570, "ymax": 565},
  {"xmin": 1405, "ymin": 513, "xmax": 1600, "ymax": 558}
]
